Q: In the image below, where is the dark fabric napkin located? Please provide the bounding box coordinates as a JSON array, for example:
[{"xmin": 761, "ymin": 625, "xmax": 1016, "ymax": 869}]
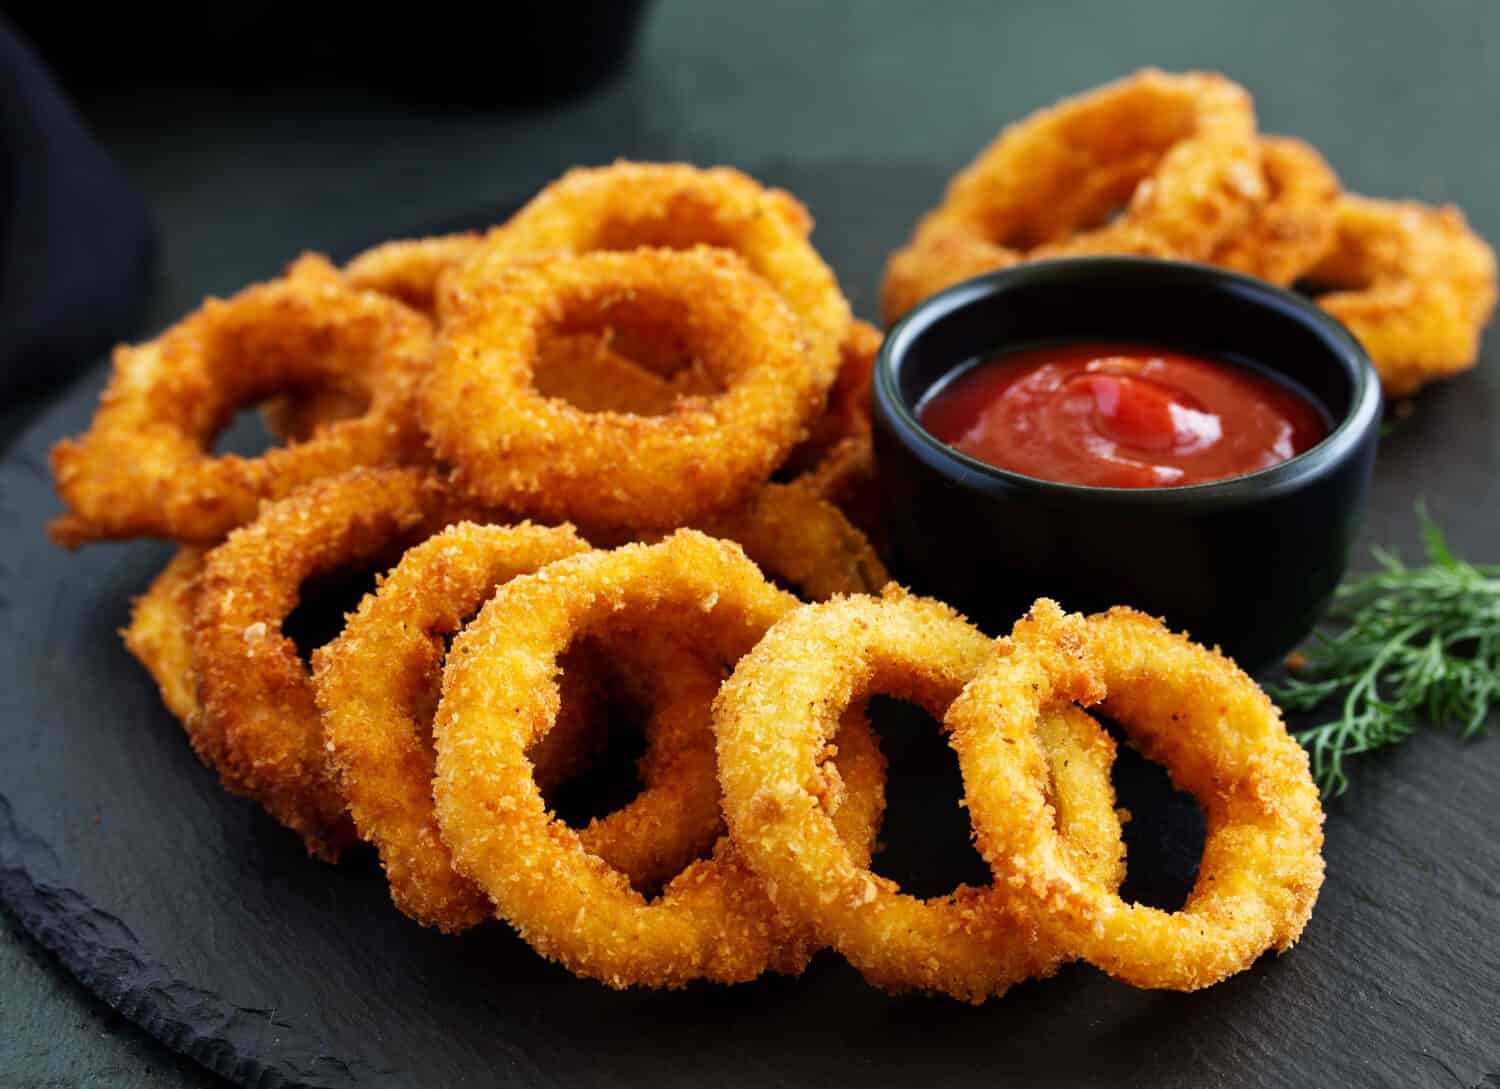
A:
[{"xmin": 0, "ymin": 18, "xmax": 155, "ymax": 400}]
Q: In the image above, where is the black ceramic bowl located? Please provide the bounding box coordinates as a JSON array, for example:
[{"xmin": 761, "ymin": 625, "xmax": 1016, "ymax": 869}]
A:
[{"xmin": 871, "ymin": 257, "xmax": 1383, "ymax": 669}]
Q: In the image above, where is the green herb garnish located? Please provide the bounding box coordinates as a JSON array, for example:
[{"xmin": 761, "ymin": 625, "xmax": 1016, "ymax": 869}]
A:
[{"xmin": 1271, "ymin": 508, "xmax": 1500, "ymax": 797}]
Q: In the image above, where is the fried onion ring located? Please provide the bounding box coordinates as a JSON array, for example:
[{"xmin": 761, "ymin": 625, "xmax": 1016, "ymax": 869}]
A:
[
  {"xmin": 880, "ymin": 69, "xmax": 1264, "ymax": 321},
  {"xmin": 424, "ymin": 248, "xmax": 830, "ymax": 530},
  {"xmin": 946, "ymin": 599, "xmax": 1325, "ymax": 991},
  {"xmin": 712, "ymin": 588, "xmax": 1126, "ymax": 1002},
  {"xmin": 432, "ymin": 531, "xmax": 887, "ymax": 987},
  {"xmin": 313, "ymin": 522, "xmax": 737, "ymax": 930},
  {"xmin": 467, "ymin": 161, "xmax": 851, "ymax": 388},
  {"xmin": 191, "ymin": 468, "xmax": 487, "ymax": 860},
  {"xmin": 49, "ymin": 256, "xmax": 432, "ymax": 547},
  {"xmin": 1302, "ymin": 194, "xmax": 1498, "ymax": 396},
  {"xmin": 1209, "ymin": 137, "xmax": 1340, "ymax": 286}
]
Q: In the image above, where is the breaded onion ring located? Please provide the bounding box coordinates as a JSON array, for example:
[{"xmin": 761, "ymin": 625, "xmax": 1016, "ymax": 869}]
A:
[
  {"xmin": 468, "ymin": 161, "xmax": 851, "ymax": 388},
  {"xmin": 713, "ymin": 588, "xmax": 1126, "ymax": 1002},
  {"xmin": 946, "ymin": 599, "xmax": 1325, "ymax": 991},
  {"xmin": 880, "ymin": 69, "xmax": 1264, "ymax": 321},
  {"xmin": 1210, "ymin": 137, "xmax": 1340, "ymax": 285},
  {"xmin": 124, "ymin": 530, "xmax": 603, "ymax": 881},
  {"xmin": 191, "ymin": 468, "xmax": 487, "ymax": 860},
  {"xmin": 432, "ymin": 531, "xmax": 887, "ymax": 987},
  {"xmin": 423, "ymin": 248, "xmax": 831, "ymax": 530},
  {"xmin": 1303, "ymin": 194, "xmax": 1498, "ymax": 396},
  {"xmin": 49, "ymin": 256, "xmax": 432, "ymax": 548},
  {"xmin": 313, "ymin": 523, "xmax": 737, "ymax": 930}
]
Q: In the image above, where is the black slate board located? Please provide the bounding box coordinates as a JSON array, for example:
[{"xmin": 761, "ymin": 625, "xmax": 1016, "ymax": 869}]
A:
[{"xmin": 3, "ymin": 181, "xmax": 1500, "ymax": 1089}]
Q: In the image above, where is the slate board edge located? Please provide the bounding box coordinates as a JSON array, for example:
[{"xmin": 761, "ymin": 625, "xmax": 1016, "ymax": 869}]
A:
[{"xmin": 0, "ymin": 795, "xmax": 365, "ymax": 1089}]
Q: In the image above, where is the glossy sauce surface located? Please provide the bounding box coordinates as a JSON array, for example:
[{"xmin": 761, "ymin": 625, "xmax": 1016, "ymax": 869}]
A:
[{"xmin": 917, "ymin": 341, "xmax": 1329, "ymax": 488}]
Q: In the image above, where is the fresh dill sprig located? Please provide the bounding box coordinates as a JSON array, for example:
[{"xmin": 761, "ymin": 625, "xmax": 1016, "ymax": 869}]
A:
[{"xmin": 1270, "ymin": 507, "xmax": 1500, "ymax": 797}]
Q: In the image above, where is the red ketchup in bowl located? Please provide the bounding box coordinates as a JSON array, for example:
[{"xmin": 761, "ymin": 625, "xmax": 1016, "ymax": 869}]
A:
[{"xmin": 917, "ymin": 341, "xmax": 1329, "ymax": 488}]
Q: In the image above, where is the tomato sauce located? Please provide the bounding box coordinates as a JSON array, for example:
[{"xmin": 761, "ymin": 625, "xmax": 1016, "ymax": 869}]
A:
[{"xmin": 917, "ymin": 341, "xmax": 1328, "ymax": 488}]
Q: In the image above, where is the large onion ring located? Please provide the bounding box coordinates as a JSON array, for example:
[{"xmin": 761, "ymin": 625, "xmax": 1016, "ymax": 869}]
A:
[
  {"xmin": 313, "ymin": 522, "xmax": 735, "ymax": 931},
  {"xmin": 49, "ymin": 256, "xmax": 432, "ymax": 547},
  {"xmin": 423, "ymin": 248, "xmax": 830, "ymax": 530},
  {"xmin": 880, "ymin": 69, "xmax": 1263, "ymax": 321},
  {"xmin": 1303, "ymin": 194, "xmax": 1498, "ymax": 396},
  {"xmin": 190, "ymin": 468, "xmax": 487, "ymax": 860},
  {"xmin": 467, "ymin": 161, "xmax": 851, "ymax": 388},
  {"xmin": 1209, "ymin": 137, "xmax": 1340, "ymax": 286},
  {"xmin": 945, "ymin": 599, "xmax": 1325, "ymax": 991},
  {"xmin": 432, "ymin": 531, "xmax": 887, "ymax": 987},
  {"xmin": 712, "ymin": 588, "xmax": 1126, "ymax": 1002}
]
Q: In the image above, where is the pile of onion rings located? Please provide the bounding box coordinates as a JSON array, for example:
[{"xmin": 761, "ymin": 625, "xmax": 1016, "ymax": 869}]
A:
[
  {"xmin": 881, "ymin": 69, "xmax": 1495, "ymax": 396},
  {"xmin": 68, "ymin": 156, "xmax": 1325, "ymax": 1000}
]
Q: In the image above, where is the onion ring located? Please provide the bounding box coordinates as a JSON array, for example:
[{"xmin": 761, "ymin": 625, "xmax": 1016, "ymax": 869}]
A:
[
  {"xmin": 712, "ymin": 588, "xmax": 1126, "ymax": 1002},
  {"xmin": 432, "ymin": 531, "xmax": 888, "ymax": 987},
  {"xmin": 191, "ymin": 468, "xmax": 488, "ymax": 860},
  {"xmin": 945, "ymin": 598, "xmax": 1325, "ymax": 991},
  {"xmin": 465, "ymin": 161, "xmax": 851, "ymax": 388},
  {"xmin": 880, "ymin": 69, "xmax": 1264, "ymax": 321},
  {"xmin": 49, "ymin": 255, "xmax": 432, "ymax": 547},
  {"xmin": 1302, "ymin": 194, "xmax": 1498, "ymax": 396},
  {"xmin": 423, "ymin": 248, "xmax": 831, "ymax": 530},
  {"xmin": 313, "ymin": 522, "xmax": 737, "ymax": 930},
  {"xmin": 1209, "ymin": 137, "xmax": 1340, "ymax": 286}
]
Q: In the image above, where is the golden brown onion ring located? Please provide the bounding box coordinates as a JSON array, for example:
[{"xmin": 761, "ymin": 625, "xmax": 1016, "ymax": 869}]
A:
[
  {"xmin": 190, "ymin": 468, "xmax": 487, "ymax": 860},
  {"xmin": 1303, "ymin": 194, "xmax": 1498, "ymax": 396},
  {"xmin": 49, "ymin": 256, "xmax": 431, "ymax": 548},
  {"xmin": 423, "ymin": 248, "xmax": 831, "ymax": 531},
  {"xmin": 946, "ymin": 599, "xmax": 1325, "ymax": 991},
  {"xmin": 712, "ymin": 588, "xmax": 1126, "ymax": 1002},
  {"xmin": 466, "ymin": 161, "xmax": 851, "ymax": 389},
  {"xmin": 432, "ymin": 531, "xmax": 888, "ymax": 988},
  {"xmin": 880, "ymin": 69, "xmax": 1264, "ymax": 321}
]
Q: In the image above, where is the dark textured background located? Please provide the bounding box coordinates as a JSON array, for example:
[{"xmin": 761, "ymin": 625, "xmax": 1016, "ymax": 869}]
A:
[{"xmin": 2, "ymin": 2, "xmax": 1498, "ymax": 1086}]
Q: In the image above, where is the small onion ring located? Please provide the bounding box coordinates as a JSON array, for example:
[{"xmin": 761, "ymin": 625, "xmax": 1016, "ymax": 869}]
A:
[
  {"xmin": 712, "ymin": 588, "xmax": 1126, "ymax": 1002},
  {"xmin": 49, "ymin": 256, "xmax": 432, "ymax": 547},
  {"xmin": 945, "ymin": 599, "xmax": 1325, "ymax": 991},
  {"xmin": 1303, "ymin": 194, "xmax": 1498, "ymax": 396},
  {"xmin": 190, "ymin": 468, "xmax": 488, "ymax": 860},
  {"xmin": 880, "ymin": 69, "xmax": 1264, "ymax": 321},
  {"xmin": 1209, "ymin": 137, "xmax": 1340, "ymax": 286},
  {"xmin": 423, "ymin": 248, "xmax": 830, "ymax": 530},
  {"xmin": 432, "ymin": 531, "xmax": 887, "ymax": 987}
]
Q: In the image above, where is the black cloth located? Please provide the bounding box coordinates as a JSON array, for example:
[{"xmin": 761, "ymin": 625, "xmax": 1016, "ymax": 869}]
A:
[{"xmin": 0, "ymin": 18, "xmax": 155, "ymax": 399}]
